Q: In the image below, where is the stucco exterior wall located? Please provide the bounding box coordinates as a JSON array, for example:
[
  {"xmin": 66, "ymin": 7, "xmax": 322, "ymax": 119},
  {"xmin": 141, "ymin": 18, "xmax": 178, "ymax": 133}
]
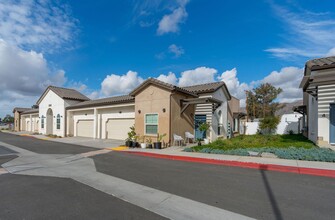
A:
[
  {"xmin": 308, "ymin": 95, "xmax": 318, "ymax": 143},
  {"xmin": 134, "ymin": 85, "xmax": 171, "ymax": 144},
  {"xmin": 39, "ymin": 90, "xmax": 66, "ymax": 137},
  {"xmin": 14, "ymin": 111, "xmax": 20, "ymax": 131},
  {"xmin": 170, "ymin": 93, "xmax": 195, "ymax": 143},
  {"xmin": 211, "ymin": 88, "xmax": 228, "ymax": 140}
]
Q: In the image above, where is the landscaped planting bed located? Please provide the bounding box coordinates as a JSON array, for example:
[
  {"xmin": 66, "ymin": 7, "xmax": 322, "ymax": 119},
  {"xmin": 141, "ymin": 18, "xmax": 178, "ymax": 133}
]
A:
[{"xmin": 184, "ymin": 134, "xmax": 335, "ymax": 162}]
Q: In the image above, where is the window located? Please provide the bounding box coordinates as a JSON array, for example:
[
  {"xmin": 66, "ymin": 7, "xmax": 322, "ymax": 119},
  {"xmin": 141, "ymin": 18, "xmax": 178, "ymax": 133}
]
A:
[
  {"xmin": 145, "ymin": 114, "xmax": 158, "ymax": 134},
  {"xmin": 217, "ymin": 111, "xmax": 222, "ymax": 135},
  {"xmin": 56, "ymin": 114, "xmax": 61, "ymax": 129},
  {"xmin": 233, "ymin": 118, "xmax": 239, "ymax": 132},
  {"xmin": 41, "ymin": 116, "xmax": 44, "ymax": 129}
]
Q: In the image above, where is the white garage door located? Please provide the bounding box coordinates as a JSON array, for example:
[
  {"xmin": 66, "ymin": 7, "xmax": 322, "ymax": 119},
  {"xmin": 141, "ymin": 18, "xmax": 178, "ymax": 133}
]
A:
[
  {"xmin": 106, "ymin": 118, "xmax": 134, "ymax": 140},
  {"xmin": 77, "ymin": 120, "xmax": 93, "ymax": 138}
]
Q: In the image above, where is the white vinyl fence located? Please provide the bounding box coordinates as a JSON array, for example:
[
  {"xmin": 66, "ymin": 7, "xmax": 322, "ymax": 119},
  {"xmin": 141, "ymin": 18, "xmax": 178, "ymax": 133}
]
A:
[{"xmin": 244, "ymin": 113, "xmax": 302, "ymax": 135}]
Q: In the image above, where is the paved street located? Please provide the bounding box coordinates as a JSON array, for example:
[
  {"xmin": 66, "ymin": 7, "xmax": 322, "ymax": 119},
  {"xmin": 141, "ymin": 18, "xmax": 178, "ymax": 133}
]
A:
[{"xmin": 0, "ymin": 132, "xmax": 334, "ymax": 220}]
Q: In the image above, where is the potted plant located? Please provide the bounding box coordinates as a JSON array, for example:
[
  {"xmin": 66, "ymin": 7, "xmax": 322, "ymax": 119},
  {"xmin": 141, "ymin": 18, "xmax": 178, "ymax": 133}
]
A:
[
  {"xmin": 154, "ymin": 133, "xmax": 166, "ymax": 149},
  {"xmin": 132, "ymin": 135, "xmax": 139, "ymax": 148},
  {"xmin": 199, "ymin": 122, "xmax": 210, "ymax": 145},
  {"xmin": 196, "ymin": 138, "xmax": 202, "ymax": 146},
  {"xmin": 146, "ymin": 137, "xmax": 153, "ymax": 149},
  {"xmin": 139, "ymin": 135, "xmax": 146, "ymax": 149},
  {"xmin": 126, "ymin": 125, "xmax": 136, "ymax": 147}
]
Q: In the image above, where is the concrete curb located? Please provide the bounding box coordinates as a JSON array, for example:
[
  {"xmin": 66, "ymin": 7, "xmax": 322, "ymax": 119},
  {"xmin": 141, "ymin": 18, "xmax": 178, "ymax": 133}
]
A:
[{"xmin": 122, "ymin": 151, "xmax": 335, "ymax": 178}]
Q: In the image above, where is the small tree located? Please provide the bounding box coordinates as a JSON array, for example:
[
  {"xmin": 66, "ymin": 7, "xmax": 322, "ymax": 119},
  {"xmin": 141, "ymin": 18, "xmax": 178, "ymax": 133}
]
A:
[
  {"xmin": 2, "ymin": 114, "xmax": 14, "ymax": 123},
  {"xmin": 259, "ymin": 116, "xmax": 280, "ymax": 134}
]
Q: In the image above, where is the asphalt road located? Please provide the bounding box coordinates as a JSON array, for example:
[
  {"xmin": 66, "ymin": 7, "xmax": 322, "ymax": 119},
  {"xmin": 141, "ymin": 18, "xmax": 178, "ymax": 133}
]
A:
[
  {"xmin": 0, "ymin": 174, "xmax": 166, "ymax": 220},
  {"xmin": 0, "ymin": 132, "xmax": 334, "ymax": 220},
  {"xmin": 92, "ymin": 152, "xmax": 335, "ymax": 220},
  {"xmin": 0, "ymin": 132, "xmax": 96, "ymax": 154}
]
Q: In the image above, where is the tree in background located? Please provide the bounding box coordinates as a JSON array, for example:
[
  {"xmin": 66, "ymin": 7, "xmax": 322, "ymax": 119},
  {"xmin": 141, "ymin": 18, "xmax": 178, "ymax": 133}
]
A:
[
  {"xmin": 246, "ymin": 83, "xmax": 283, "ymax": 119},
  {"xmin": 2, "ymin": 114, "xmax": 14, "ymax": 123},
  {"xmin": 246, "ymin": 83, "xmax": 282, "ymax": 134}
]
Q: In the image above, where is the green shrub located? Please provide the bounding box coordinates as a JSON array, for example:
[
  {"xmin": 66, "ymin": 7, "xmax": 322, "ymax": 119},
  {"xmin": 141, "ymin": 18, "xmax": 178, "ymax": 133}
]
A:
[{"xmin": 184, "ymin": 146, "xmax": 335, "ymax": 162}]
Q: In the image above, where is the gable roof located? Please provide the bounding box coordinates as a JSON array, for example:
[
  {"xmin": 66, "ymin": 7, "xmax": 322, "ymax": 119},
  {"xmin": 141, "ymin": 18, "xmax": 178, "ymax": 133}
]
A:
[
  {"xmin": 13, "ymin": 107, "xmax": 34, "ymax": 113},
  {"xmin": 305, "ymin": 56, "xmax": 335, "ymax": 72},
  {"xmin": 36, "ymin": 86, "xmax": 90, "ymax": 105},
  {"xmin": 129, "ymin": 78, "xmax": 198, "ymax": 97},
  {"xmin": 21, "ymin": 108, "xmax": 39, "ymax": 115},
  {"xmin": 182, "ymin": 81, "xmax": 232, "ymax": 100},
  {"xmin": 67, "ymin": 95, "xmax": 134, "ymax": 110}
]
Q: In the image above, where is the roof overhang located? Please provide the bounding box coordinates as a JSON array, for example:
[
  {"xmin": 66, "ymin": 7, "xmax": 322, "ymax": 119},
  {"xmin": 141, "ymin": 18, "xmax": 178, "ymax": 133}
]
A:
[
  {"xmin": 180, "ymin": 97, "xmax": 222, "ymax": 114},
  {"xmin": 293, "ymin": 105, "xmax": 306, "ymax": 115},
  {"xmin": 233, "ymin": 112, "xmax": 246, "ymax": 119}
]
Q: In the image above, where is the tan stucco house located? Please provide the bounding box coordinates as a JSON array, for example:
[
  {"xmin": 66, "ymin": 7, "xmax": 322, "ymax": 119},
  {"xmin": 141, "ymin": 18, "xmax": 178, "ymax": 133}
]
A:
[
  {"xmin": 14, "ymin": 78, "xmax": 242, "ymax": 145},
  {"xmin": 295, "ymin": 56, "xmax": 335, "ymax": 147}
]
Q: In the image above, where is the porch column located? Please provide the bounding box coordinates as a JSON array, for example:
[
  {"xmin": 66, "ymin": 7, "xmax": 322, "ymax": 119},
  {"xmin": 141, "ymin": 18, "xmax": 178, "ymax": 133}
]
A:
[
  {"xmin": 30, "ymin": 114, "xmax": 32, "ymax": 132},
  {"xmin": 93, "ymin": 108, "xmax": 97, "ymax": 139}
]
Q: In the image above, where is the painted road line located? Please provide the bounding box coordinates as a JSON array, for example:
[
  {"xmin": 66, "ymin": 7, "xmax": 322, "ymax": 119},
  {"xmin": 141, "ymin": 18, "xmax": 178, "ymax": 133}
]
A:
[
  {"xmin": 108, "ymin": 146, "xmax": 128, "ymax": 151},
  {"xmin": 123, "ymin": 151, "xmax": 335, "ymax": 178}
]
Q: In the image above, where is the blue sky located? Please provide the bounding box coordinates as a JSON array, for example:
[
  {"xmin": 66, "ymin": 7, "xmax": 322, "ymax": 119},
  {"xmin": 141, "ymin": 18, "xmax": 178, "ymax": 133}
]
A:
[{"xmin": 1, "ymin": 0, "xmax": 335, "ymax": 117}]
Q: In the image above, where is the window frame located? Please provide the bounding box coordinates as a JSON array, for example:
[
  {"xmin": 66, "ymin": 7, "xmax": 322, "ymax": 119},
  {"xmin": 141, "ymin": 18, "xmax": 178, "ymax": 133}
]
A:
[
  {"xmin": 144, "ymin": 113, "xmax": 159, "ymax": 135},
  {"xmin": 41, "ymin": 116, "xmax": 44, "ymax": 129},
  {"xmin": 56, "ymin": 114, "xmax": 61, "ymax": 130}
]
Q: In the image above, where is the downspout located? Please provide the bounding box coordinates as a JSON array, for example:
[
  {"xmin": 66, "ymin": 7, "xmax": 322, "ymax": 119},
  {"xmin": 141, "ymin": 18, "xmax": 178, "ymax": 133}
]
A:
[
  {"xmin": 64, "ymin": 109, "xmax": 67, "ymax": 137},
  {"xmin": 169, "ymin": 93, "xmax": 172, "ymax": 147}
]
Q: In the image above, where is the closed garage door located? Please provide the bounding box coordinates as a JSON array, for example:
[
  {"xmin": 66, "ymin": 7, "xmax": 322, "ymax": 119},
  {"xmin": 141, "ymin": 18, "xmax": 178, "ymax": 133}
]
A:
[
  {"xmin": 106, "ymin": 118, "xmax": 134, "ymax": 140},
  {"xmin": 77, "ymin": 120, "xmax": 93, "ymax": 138}
]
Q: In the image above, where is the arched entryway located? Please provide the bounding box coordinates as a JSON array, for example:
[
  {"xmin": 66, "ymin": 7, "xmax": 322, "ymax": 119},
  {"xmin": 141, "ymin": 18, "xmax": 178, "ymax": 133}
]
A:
[{"xmin": 46, "ymin": 108, "xmax": 53, "ymax": 135}]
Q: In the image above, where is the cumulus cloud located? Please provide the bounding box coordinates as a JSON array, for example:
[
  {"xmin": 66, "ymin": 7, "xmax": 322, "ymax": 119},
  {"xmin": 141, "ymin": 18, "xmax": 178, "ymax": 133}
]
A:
[
  {"xmin": 179, "ymin": 67, "xmax": 217, "ymax": 87},
  {"xmin": 0, "ymin": 0, "xmax": 78, "ymax": 117},
  {"xmin": 0, "ymin": 0, "xmax": 78, "ymax": 52},
  {"xmin": 156, "ymin": 72, "xmax": 178, "ymax": 85},
  {"xmin": 0, "ymin": 40, "xmax": 70, "ymax": 117},
  {"xmin": 101, "ymin": 71, "xmax": 144, "ymax": 96},
  {"xmin": 168, "ymin": 44, "xmax": 184, "ymax": 57},
  {"xmin": 157, "ymin": 0, "xmax": 189, "ymax": 35},
  {"xmin": 0, "ymin": 40, "xmax": 66, "ymax": 96},
  {"xmin": 262, "ymin": 67, "xmax": 303, "ymax": 103},
  {"xmin": 218, "ymin": 68, "xmax": 252, "ymax": 102}
]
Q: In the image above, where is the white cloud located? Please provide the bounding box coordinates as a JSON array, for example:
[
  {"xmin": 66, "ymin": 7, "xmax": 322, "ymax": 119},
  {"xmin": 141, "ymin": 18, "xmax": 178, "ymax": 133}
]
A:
[
  {"xmin": 0, "ymin": 0, "xmax": 78, "ymax": 52},
  {"xmin": 101, "ymin": 71, "xmax": 144, "ymax": 96},
  {"xmin": 0, "ymin": 39, "xmax": 69, "ymax": 117},
  {"xmin": 266, "ymin": 3, "xmax": 335, "ymax": 58},
  {"xmin": 156, "ymin": 72, "xmax": 178, "ymax": 85},
  {"xmin": 0, "ymin": 40, "xmax": 66, "ymax": 96},
  {"xmin": 262, "ymin": 67, "xmax": 303, "ymax": 103},
  {"xmin": 218, "ymin": 68, "xmax": 252, "ymax": 104},
  {"xmin": 157, "ymin": 0, "xmax": 189, "ymax": 35},
  {"xmin": 178, "ymin": 67, "xmax": 217, "ymax": 87},
  {"xmin": 326, "ymin": 47, "xmax": 335, "ymax": 56},
  {"xmin": 168, "ymin": 44, "xmax": 184, "ymax": 57}
]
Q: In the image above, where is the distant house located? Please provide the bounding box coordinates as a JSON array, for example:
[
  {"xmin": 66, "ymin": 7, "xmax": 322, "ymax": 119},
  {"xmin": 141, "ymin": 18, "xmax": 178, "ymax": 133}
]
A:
[
  {"xmin": 296, "ymin": 56, "xmax": 335, "ymax": 147},
  {"xmin": 14, "ymin": 78, "xmax": 242, "ymax": 145}
]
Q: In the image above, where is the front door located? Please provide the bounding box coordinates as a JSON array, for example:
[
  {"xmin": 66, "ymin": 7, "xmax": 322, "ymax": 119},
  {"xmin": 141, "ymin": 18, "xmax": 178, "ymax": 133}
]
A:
[
  {"xmin": 330, "ymin": 104, "xmax": 335, "ymax": 144},
  {"xmin": 195, "ymin": 115, "xmax": 206, "ymax": 139}
]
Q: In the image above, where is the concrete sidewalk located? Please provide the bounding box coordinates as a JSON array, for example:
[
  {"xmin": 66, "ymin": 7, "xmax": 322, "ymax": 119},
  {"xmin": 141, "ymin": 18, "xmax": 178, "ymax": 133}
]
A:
[
  {"xmin": 116, "ymin": 146, "xmax": 335, "ymax": 175},
  {"xmin": 3, "ymin": 131, "xmax": 335, "ymax": 176}
]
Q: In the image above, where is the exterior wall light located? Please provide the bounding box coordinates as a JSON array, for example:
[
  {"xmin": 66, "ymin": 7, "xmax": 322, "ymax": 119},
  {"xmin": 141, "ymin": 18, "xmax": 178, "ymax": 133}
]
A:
[
  {"xmin": 138, "ymin": 110, "xmax": 141, "ymax": 114},
  {"xmin": 322, "ymin": 114, "xmax": 326, "ymax": 117},
  {"xmin": 162, "ymin": 108, "xmax": 166, "ymax": 113},
  {"xmin": 119, "ymin": 111, "xmax": 122, "ymax": 114}
]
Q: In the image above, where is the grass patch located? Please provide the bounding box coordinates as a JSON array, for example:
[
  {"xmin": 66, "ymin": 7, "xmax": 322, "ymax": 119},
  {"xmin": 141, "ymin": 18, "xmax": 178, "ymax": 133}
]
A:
[
  {"xmin": 184, "ymin": 134, "xmax": 335, "ymax": 162},
  {"xmin": 191, "ymin": 134, "xmax": 315, "ymax": 152}
]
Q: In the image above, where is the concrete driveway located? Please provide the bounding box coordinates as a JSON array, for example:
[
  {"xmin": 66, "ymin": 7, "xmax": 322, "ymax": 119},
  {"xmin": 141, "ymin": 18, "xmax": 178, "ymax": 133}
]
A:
[{"xmin": 50, "ymin": 136, "xmax": 124, "ymax": 149}]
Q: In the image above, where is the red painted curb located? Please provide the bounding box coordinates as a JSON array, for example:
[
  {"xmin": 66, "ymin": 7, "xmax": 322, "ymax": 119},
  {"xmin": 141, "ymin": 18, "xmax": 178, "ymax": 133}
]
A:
[{"xmin": 121, "ymin": 151, "xmax": 335, "ymax": 178}]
